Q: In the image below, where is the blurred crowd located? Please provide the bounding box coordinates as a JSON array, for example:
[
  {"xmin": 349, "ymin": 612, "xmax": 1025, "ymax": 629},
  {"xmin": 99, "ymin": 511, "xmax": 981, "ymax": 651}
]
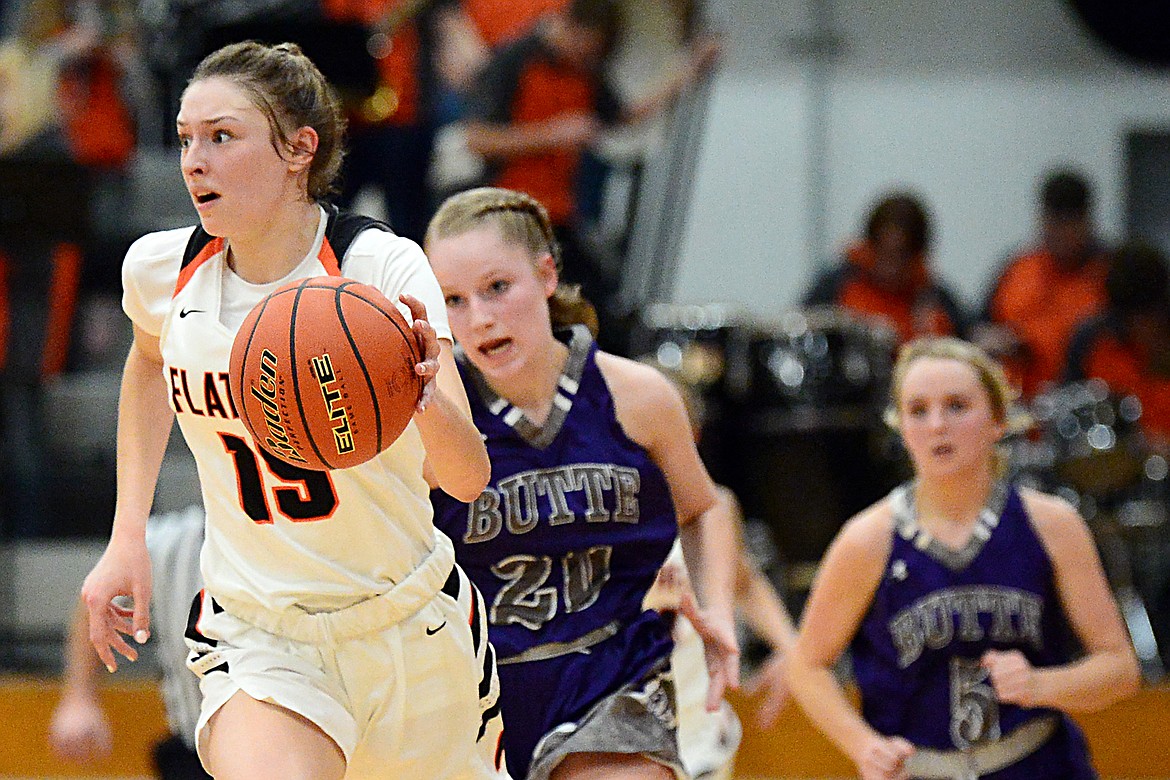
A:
[
  {"xmin": 0, "ymin": 8, "xmax": 1166, "ymax": 780},
  {"xmin": 0, "ymin": 0, "xmax": 714, "ymax": 538},
  {"xmin": 1, "ymin": 1, "xmax": 1168, "ymax": 665}
]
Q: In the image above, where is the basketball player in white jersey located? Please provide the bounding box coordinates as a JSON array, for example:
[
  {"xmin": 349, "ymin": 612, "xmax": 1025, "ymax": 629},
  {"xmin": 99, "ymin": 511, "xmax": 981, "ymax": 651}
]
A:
[{"xmin": 79, "ymin": 41, "xmax": 507, "ymax": 780}]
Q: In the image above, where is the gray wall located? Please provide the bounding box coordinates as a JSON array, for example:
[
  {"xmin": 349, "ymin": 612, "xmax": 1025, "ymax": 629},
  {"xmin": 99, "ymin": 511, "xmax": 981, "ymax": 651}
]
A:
[{"xmin": 671, "ymin": 0, "xmax": 1170, "ymax": 316}]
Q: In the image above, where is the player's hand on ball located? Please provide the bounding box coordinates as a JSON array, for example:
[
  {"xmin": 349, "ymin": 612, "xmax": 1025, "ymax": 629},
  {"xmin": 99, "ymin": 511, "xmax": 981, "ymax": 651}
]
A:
[
  {"xmin": 400, "ymin": 293, "xmax": 440, "ymax": 412},
  {"xmin": 981, "ymin": 649, "xmax": 1038, "ymax": 707}
]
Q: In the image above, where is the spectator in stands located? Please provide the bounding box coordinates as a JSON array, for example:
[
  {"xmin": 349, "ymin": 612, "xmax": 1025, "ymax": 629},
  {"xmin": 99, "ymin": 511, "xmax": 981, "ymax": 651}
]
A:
[
  {"xmin": 461, "ymin": 0, "xmax": 567, "ymax": 48},
  {"xmin": 0, "ymin": 0, "xmax": 137, "ymax": 537},
  {"xmin": 976, "ymin": 168, "xmax": 1109, "ymax": 397},
  {"xmin": 322, "ymin": 0, "xmax": 487, "ymax": 243},
  {"xmin": 1065, "ymin": 240, "xmax": 1170, "ymax": 444},
  {"xmin": 804, "ymin": 191, "xmax": 966, "ymax": 344},
  {"xmin": 464, "ymin": 0, "xmax": 718, "ymax": 348}
]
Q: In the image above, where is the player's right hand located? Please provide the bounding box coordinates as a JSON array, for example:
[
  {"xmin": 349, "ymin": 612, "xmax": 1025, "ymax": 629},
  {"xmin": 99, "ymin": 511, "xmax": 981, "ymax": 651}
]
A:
[
  {"xmin": 80, "ymin": 538, "xmax": 153, "ymax": 672},
  {"xmin": 853, "ymin": 733, "xmax": 915, "ymax": 780},
  {"xmin": 48, "ymin": 692, "xmax": 113, "ymax": 762},
  {"xmin": 677, "ymin": 589, "xmax": 740, "ymax": 711},
  {"xmin": 743, "ymin": 649, "xmax": 790, "ymax": 728}
]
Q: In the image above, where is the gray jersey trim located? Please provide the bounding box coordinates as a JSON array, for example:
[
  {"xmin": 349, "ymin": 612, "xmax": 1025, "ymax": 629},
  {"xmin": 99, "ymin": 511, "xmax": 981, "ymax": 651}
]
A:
[{"xmin": 890, "ymin": 480, "xmax": 1009, "ymax": 572}]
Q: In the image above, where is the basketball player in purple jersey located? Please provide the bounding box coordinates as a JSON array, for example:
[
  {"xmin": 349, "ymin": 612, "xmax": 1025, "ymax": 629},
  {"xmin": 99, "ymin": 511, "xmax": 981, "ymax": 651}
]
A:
[
  {"xmin": 425, "ymin": 187, "xmax": 740, "ymax": 780},
  {"xmin": 788, "ymin": 337, "xmax": 1141, "ymax": 780},
  {"xmin": 79, "ymin": 41, "xmax": 506, "ymax": 780}
]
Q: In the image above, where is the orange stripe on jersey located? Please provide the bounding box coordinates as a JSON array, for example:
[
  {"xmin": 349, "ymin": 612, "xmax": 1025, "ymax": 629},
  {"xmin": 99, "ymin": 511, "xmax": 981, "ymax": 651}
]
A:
[
  {"xmin": 194, "ymin": 589, "xmax": 209, "ymax": 637},
  {"xmin": 319, "ymin": 238, "xmax": 342, "ymax": 276},
  {"xmin": 494, "ymin": 731, "xmax": 505, "ymax": 770},
  {"xmin": 41, "ymin": 242, "xmax": 82, "ymax": 377},
  {"xmin": 174, "ymin": 237, "xmax": 224, "ymax": 297}
]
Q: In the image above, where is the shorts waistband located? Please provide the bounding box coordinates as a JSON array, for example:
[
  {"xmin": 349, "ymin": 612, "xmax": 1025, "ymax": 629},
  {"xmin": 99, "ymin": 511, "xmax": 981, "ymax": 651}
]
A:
[
  {"xmin": 905, "ymin": 714, "xmax": 1058, "ymax": 780},
  {"xmin": 211, "ymin": 536, "xmax": 456, "ymax": 644},
  {"xmin": 497, "ymin": 620, "xmax": 622, "ymax": 665}
]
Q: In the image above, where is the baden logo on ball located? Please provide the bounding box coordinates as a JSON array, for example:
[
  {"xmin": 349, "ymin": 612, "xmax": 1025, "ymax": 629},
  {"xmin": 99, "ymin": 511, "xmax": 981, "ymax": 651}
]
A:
[{"xmin": 229, "ymin": 276, "xmax": 424, "ymax": 471}]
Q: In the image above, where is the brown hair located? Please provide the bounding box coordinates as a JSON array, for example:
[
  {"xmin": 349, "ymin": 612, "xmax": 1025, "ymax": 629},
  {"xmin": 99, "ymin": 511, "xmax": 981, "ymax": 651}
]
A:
[
  {"xmin": 188, "ymin": 41, "xmax": 345, "ymax": 201},
  {"xmin": 425, "ymin": 187, "xmax": 599, "ymax": 335},
  {"xmin": 866, "ymin": 192, "xmax": 931, "ymax": 255}
]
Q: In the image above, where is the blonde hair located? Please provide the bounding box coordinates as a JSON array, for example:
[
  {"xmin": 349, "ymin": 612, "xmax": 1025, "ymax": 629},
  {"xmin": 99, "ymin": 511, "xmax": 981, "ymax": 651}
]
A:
[
  {"xmin": 884, "ymin": 337, "xmax": 1030, "ymax": 473},
  {"xmin": 425, "ymin": 187, "xmax": 598, "ymax": 335}
]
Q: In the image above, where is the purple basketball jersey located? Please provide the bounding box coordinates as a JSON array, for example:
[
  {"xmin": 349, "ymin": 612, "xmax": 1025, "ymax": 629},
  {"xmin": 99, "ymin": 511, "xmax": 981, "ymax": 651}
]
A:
[
  {"xmin": 431, "ymin": 326, "xmax": 678, "ymax": 776},
  {"xmin": 852, "ymin": 481, "xmax": 1096, "ymax": 778}
]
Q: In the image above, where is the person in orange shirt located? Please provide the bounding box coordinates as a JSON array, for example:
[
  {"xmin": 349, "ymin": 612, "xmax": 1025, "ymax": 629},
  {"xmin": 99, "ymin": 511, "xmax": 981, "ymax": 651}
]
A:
[
  {"xmin": 804, "ymin": 192, "xmax": 966, "ymax": 345},
  {"xmin": 464, "ymin": 0, "xmax": 717, "ymax": 350},
  {"xmin": 462, "ymin": 0, "xmax": 568, "ymax": 47},
  {"xmin": 1065, "ymin": 240, "xmax": 1170, "ymax": 445},
  {"xmin": 976, "ymin": 168, "xmax": 1109, "ymax": 398},
  {"xmin": 321, "ymin": 0, "xmax": 485, "ymax": 243}
]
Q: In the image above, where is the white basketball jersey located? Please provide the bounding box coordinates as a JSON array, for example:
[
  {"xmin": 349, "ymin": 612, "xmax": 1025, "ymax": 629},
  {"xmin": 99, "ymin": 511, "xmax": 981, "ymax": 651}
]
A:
[{"xmin": 122, "ymin": 206, "xmax": 454, "ymax": 615}]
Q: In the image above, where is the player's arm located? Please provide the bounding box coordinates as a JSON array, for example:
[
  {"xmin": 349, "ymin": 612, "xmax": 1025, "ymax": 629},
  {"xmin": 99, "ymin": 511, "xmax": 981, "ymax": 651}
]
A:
[
  {"xmin": 81, "ymin": 326, "xmax": 171, "ymax": 670},
  {"xmin": 401, "ymin": 294, "xmax": 490, "ymax": 502},
  {"xmin": 48, "ymin": 598, "xmax": 113, "ymax": 762},
  {"xmin": 727, "ymin": 487, "xmax": 797, "ymax": 652},
  {"xmin": 725, "ymin": 486, "xmax": 798, "ymax": 726},
  {"xmin": 982, "ymin": 490, "xmax": 1141, "ymax": 712},
  {"xmin": 603, "ymin": 355, "xmax": 740, "ymax": 706},
  {"xmin": 787, "ymin": 506, "xmax": 915, "ymax": 773}
]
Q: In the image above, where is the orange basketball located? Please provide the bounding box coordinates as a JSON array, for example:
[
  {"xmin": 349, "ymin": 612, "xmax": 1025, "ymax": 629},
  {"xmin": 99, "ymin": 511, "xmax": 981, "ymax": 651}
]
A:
[{"xmin": 228, "ymin": 276, "xmax": 423, "ymax": 470}]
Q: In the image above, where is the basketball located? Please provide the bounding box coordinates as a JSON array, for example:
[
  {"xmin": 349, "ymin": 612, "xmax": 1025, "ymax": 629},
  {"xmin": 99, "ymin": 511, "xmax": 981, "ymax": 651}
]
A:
[{"xmin": 228, "ymin": 276, "xmax": 423, "ymax": 470}]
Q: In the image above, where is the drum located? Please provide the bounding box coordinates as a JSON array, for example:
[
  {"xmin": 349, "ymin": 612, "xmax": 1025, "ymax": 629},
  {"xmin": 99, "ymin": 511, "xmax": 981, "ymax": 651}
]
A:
[
  {"xmin": 1028, "ymin": 379, "xmax": 1148, "ymax": 499},
  {"xmin": 627, "ymin": 303, "xmax": 747, "ymax": 488},
  {"xmin": 1021, "ymin": 379, "xmax": 1169, "ymax": 677},
  {"xmin": 721, "ymin": 308, "xmax": 902, "ymax": 569},
  {"xmin": 732, "ymin": 307, "xmax": 897, "ymax": 415},
  {"xmin": 627, "ymin": 302, "xmax": 743, "ymax": 394}
]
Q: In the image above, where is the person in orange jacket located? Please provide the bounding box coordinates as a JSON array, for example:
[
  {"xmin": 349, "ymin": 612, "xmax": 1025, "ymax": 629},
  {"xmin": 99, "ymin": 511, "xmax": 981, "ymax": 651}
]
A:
[
  {"xmin": 1065, "ymin": 240, "xmax": 1170, "ymax": 444},
  {"xmin": 804, "ymin": 191, "xmax": 966, "ymax": 345},
  {"xmin": 976, "ymin": 168, "xmax": 1109, "ymax": 398}
]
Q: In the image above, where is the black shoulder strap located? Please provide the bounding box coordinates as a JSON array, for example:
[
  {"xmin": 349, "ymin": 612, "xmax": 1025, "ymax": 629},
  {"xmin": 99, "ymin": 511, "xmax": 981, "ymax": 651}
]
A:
[
  {"xmin": 178, "ymin": 205, "xmax": 397, "ymax": 272},
  {"xmin": 180, "ymin": 225, "xmax": 216, "ymax": 269},
  {"xmin": 323, "ymin": 202, "xmax": 395, "ymax": 271}
]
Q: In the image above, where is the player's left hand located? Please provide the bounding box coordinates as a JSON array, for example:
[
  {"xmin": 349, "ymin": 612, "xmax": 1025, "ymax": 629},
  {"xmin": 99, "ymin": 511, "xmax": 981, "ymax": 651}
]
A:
[
  {"xmin": 981, "ymin": 649, "xmax": 1039, "ymax": 707},
  {"xmin": 678, "ymin": 590, "xmax": 740, "ymax": 712},
  {"xmin": 744, "ymin": 649, "xmax": 790, "ymax": 728},
  {"xmin": 400, "ymin": 293, "xmax": 440, "ymax": 412},
  {"xmin": 48, "ymin": 691, "xmax": 113, "ymax": 762}
]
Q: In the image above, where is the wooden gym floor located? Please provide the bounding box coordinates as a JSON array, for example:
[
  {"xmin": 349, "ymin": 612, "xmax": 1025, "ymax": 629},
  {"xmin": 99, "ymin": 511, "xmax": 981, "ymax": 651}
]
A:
[{"xmin": 2, "ymin": 675, "xmax": 1168, "ymax": 779}]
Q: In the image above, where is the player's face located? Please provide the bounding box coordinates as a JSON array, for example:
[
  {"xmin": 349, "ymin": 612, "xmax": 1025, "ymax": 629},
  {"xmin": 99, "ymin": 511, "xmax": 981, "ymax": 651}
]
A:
[
  {"xmin": 177, "ymin": 77, "xmax": 307, "ymax": 239},
  {"xmin": 896, "ymin": 356, "xmax": 1005, "ymax": 480},
  {"xmin": 429, "ymin": 225, "xmax": 558, "ymax": 381}
]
